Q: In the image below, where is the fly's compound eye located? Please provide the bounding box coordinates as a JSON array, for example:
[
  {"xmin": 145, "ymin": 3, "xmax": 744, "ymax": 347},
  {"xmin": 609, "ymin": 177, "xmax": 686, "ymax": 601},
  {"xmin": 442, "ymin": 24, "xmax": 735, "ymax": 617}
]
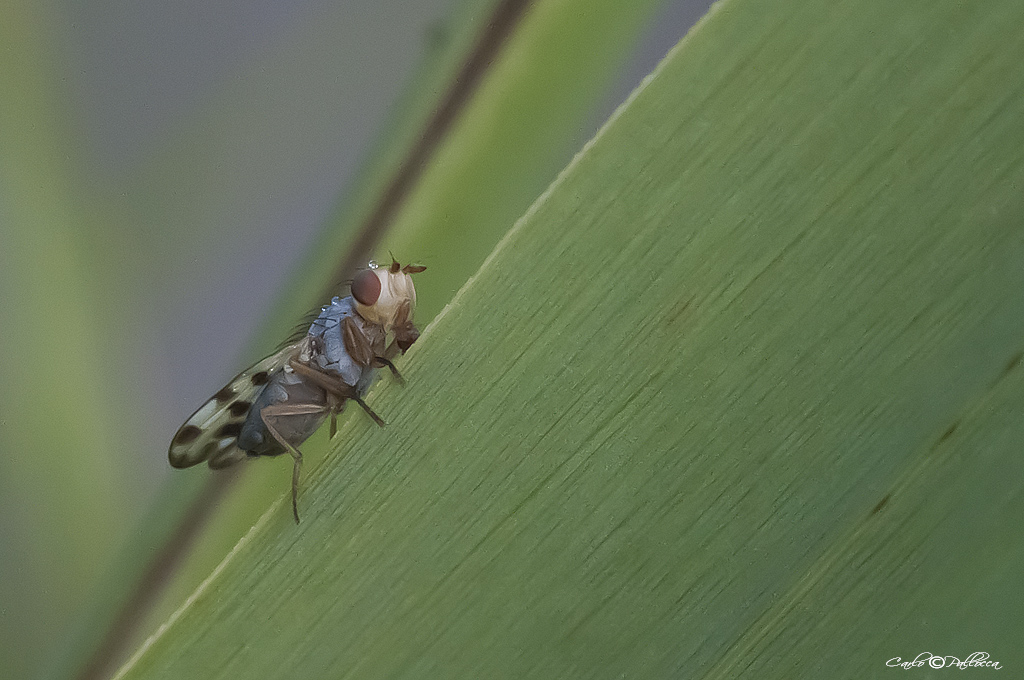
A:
[{"xmin": 351, "ymin": 269, "xmax": 381, "ymax": 306}]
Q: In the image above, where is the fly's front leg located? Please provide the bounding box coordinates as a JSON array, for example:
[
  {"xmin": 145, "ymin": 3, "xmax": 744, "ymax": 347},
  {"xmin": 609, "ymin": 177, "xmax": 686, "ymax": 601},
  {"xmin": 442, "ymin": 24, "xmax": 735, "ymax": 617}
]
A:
[
  {"xmin": 289, "ymin": 360, "xmax": 386, "ymax": 427},
  {"xmin": 342, "ymin": 316, "xmax": 406, "ymax": 384},
  {"xmin": 371, "ymin": 356, "xmax": 404, "ymax": 385},
  {"xmin": 390, "ymin": 300, "xmax": 420, "ymax": 355},
  {"xmin": 379, "ymin": 299, "xmax": 420, "ymax": 384},
  {"xmin": 260, "ymin": 402, "xmax": 329, "ymax": 523},
  {"xmin": 379, "ymin": 328, "xmax": 419, "ymax": 382}
]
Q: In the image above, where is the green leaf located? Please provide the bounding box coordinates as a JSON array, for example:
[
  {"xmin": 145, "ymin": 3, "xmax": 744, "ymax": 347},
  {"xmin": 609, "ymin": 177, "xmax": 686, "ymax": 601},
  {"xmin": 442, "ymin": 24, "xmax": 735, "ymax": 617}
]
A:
[{"xmin": 116, "ymin": 0, "xmax": 1024, "ymax": 677}]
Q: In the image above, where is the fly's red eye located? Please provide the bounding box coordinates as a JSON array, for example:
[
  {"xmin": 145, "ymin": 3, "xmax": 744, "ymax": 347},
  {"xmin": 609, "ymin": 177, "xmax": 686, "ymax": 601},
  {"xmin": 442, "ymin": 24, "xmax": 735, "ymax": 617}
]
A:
[{"xmin": 351, "ymin": 269, "xmax": 381, "ymax": 306}]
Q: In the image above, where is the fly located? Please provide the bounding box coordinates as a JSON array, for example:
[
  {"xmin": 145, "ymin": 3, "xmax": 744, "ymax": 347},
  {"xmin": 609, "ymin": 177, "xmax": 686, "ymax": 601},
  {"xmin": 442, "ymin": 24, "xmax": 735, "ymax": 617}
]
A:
[{"xmin": 168, "ymin": 259, "xmax": 425, "ymax": 522}]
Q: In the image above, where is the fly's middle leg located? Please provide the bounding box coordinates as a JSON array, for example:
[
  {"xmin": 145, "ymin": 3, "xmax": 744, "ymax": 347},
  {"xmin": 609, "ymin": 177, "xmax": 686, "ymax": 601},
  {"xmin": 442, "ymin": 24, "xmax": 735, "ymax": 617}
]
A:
[{"xmin": 289, "ymin": 360, "xmax": 386, "ymax": 427}]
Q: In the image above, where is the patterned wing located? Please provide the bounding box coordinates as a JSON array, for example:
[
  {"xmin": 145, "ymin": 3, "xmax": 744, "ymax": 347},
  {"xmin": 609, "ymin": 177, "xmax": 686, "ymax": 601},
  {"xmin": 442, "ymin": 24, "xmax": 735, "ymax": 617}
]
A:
[{"xmin": 168, "ymin": 342, "xmax": 303, "ymax": 469}]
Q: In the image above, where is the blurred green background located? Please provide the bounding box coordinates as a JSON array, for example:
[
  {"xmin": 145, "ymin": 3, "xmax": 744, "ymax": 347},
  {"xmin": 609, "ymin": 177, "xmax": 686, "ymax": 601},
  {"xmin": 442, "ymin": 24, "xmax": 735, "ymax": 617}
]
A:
[{"xmin": 0, "ymin": 0, "xmax": 710, "ymax": 678}]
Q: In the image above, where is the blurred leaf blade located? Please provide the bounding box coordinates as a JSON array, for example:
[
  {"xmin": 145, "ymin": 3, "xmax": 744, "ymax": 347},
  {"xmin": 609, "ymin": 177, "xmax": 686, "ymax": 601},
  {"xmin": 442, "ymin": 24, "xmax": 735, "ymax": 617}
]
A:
[
  {"xmin": 117, "ymin": 0, "xmax": 1024, "ymax": 677},
  {"xmin": 0, "ymin": 4, "xmax": 130, "ymax": 678}
]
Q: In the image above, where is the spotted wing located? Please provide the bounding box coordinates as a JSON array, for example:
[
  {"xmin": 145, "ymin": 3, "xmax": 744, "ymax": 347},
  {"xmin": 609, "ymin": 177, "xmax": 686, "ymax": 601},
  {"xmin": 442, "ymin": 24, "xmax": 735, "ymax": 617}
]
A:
[{"xmin": 168, "ymin": 342, "xmax": 302, "ymax": 469}]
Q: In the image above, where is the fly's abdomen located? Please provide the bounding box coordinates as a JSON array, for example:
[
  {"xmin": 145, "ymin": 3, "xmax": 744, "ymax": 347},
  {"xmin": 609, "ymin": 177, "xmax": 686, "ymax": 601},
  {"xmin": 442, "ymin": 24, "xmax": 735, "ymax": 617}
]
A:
[{"xmin": 237, "ymin": 370, "xmax": 329, "ymax": 457}]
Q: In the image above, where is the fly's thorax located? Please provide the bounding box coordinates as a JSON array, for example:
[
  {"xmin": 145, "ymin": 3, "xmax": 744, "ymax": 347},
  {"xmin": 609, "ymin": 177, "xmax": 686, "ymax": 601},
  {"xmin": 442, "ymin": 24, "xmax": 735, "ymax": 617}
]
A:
[
  {"xmin": 307, "ymin": 296, "xmax": 379, "ymax": 387},
  {"xmin": 351, "ymin": 266, "xmax": 416, "ymax": 331}
]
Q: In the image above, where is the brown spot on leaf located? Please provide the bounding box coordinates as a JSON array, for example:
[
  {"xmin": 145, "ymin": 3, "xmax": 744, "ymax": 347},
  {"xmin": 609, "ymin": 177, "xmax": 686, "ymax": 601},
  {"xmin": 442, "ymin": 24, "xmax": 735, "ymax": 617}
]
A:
[
  {"xmin": 1002, "ymin": 350, "xmax": 1023, "ymax": 379},
  {"xmin": 251, "ymin": 371, "xmax": 270, "ymax": 386},
  {"xmin": 870, "ymin": 494, "xmax": 891, "ymax": 516},
  {"xmin": 665, "ymin": 296, "xmax": 694, "ymax": 327},
  {"xmin": 938, "ymin": 421, "xmax": 959, "ymax": 444}
]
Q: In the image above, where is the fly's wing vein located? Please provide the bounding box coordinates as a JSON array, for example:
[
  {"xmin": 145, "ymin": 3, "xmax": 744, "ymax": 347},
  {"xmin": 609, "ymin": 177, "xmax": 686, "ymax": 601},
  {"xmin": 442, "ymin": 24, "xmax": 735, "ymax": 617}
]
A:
[{"xmin": 168, "ymin": 342, "xmax": 303, "ymax": 468}]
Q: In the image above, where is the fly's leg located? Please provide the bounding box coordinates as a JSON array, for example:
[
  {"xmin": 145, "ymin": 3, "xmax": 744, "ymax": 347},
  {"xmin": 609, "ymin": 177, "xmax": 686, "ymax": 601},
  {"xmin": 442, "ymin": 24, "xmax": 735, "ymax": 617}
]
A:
[
  {"xmin": 372, "ymin": 356, "xmax": 404, "ymax": 385},
  {"xmin": 344, "ymin": 307, "xmax": 415, "ymax": 385},
  {"xmin": 288, "ymin": 360, "xmax": 386, "ymax": 427},
  {"xmin": 260, "ymin": 402, "xmax": 329, "ymax": 523},
  {"xmin": 327, "ymin": 392, "xmax": 343, "ymax": 438},
  {"xmin": 341, "ymin": 316, "xmax": 375, "ymax": 367},
  {"xmin": 390, "ymin": 300, "xmax": 420, "ymax": 354}
]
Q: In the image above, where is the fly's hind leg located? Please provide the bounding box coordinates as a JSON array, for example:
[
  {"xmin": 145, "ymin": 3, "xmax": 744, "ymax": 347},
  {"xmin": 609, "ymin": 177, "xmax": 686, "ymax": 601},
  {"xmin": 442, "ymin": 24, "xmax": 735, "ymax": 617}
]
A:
[
  {"xmin": 260, "ymin": 402, "xmax": 328, "ymax": 523},
  {"xmin": 327, "ymin": 392, "xmax": 345, "ymax": 438}
]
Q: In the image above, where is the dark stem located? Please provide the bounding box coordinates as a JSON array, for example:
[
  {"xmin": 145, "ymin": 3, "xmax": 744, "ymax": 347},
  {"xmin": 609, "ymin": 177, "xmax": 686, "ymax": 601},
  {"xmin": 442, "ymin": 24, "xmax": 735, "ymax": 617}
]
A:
[{"xmin": 327, "ymin": 0, "xmax": 536, "ymax": 294}]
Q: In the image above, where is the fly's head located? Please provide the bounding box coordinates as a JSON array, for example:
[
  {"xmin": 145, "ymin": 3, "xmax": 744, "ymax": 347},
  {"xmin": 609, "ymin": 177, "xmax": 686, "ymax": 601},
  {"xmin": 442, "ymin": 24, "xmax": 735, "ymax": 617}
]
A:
[{"xmin": 351, "ymin": 259, "xmax": 426, "ymax": 351}]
